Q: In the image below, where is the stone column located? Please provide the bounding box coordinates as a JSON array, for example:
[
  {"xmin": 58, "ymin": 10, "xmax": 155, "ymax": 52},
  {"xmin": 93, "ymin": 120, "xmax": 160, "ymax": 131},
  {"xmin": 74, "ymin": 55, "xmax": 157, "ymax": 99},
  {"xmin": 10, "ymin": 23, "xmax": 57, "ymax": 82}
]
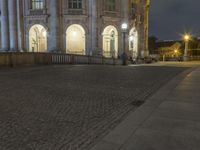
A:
[
  {"xmin": 48, "ymin": 0, "xmax": 61, "ymax": 52},
  {"xmin": 120, "ymin": 0, "xmax": 129, "ymax": 56},
  {"xmin": 0, "ymin": 0, "xmax": 9, "ymax": 51},
  {"xmin": 122, "ymin": 0, "xmax": 129, "ymax": 22},
  {"xmin": 137, "ymin": 2, "xmax": 145, "ymax": 58},
  {"xmin": 17, "ymin": 0, "xmax": 24, "ymax": 51},
  {"xmin": 138, "ymin": 0, "xmax": 150, "ymax": 58},
  {"xmin": 88, "ymin": 0, "xmax": 97, "ymax": 55},
  {"xmin": 8, "ymin": 0, "xmax": 18, "ymax": 51},
  {"xmin": 145, "ymin": 1, "xmax": 150, "ymax": 56}
]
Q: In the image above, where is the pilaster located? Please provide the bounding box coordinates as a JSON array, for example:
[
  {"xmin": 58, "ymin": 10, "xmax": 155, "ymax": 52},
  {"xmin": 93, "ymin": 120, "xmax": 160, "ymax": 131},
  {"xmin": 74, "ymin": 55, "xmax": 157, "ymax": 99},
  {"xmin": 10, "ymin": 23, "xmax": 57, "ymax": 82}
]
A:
[
  {"xmin": 17, "ymin": 0, "xmax": 24, "ymax": 51},
  {"xmin": 121, "ymin": 0, "xmax": 129, "ymax": 56},
  {"xmin": 8, "ymin": 0, "xmax": 18, "ymax": 51},
  {"xmin": 88, "ymin": 0, "xmax": 97, "ymax": 55},
  {"xmin": 0, "ymin": 0, "xmax": 9, "ymax": 51},
  {"xmin": 48, "ymin": 0, "xmax": 61, "ymax": 52}
]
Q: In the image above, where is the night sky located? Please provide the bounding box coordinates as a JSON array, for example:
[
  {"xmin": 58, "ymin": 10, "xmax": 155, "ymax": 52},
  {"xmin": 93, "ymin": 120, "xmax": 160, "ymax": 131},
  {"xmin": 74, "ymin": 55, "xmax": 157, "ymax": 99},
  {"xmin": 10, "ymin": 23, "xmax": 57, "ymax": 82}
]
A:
[{"xmin": 149, "ymin": 0, "xmax": 200, "ymax": 40}]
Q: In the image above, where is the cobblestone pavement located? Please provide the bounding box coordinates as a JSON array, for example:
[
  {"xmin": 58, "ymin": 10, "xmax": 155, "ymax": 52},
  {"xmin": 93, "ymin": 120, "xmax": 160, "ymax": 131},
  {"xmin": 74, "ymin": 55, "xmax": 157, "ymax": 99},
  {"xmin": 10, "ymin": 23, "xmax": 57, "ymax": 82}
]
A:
[{"xmin": 0, "ymin": 65, "xmax": 188, "ymax": 150}]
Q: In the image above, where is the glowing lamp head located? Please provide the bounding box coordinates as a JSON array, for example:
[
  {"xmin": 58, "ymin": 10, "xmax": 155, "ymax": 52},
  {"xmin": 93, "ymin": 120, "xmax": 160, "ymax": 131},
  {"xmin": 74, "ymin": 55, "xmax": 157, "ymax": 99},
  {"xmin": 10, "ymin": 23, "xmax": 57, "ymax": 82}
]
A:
[
  {"xmin": 121, "ymin": 23, "xmax": 128, "ymax": 30},
  {"xmin": 184, "ymin": 34, "xmax": 190, "ymax": 41}
]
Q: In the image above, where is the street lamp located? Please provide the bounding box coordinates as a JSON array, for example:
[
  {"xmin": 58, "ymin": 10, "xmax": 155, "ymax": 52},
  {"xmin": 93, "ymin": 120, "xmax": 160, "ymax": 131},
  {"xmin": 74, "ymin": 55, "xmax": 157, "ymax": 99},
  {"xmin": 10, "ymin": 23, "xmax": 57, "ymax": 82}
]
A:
[
  {"xmin": 121, "ymin": 23, "xmax": 128, "ymax": 65},
  {"xmin": 184, "ymin": 35, "xmax": 190, "ymax": 41},
  {"xmin": 122, "ymin": 23, "xmax": 128, "ymax": 31},
  {"xmin": 183, "ymin": 34, "xmax": 190, "ymax": 61},
  {"xmin": 174, "ymin": 49, "xmax": 178, "ymax": 59}
]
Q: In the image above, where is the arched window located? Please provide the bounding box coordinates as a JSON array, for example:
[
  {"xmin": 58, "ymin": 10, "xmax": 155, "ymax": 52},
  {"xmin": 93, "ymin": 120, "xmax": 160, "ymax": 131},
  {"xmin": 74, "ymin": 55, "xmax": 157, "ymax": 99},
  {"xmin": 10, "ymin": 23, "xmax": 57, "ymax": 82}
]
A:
[
  {"xmin": 106, "ymin": 0, "xmax": 116, "ymax": 11},
  {"xmin": 68, "ymin": 0, "xmax": 83, "ymax": 9},
  {"xmin": 102, "ymin": 26, "xmax": 118, "ymax": 58},
  {"xmin": 29, "ymin": 24, "xmax": 47, "ymax": 52},
  {"xmin": 31, "ymin": 0, "xmax": 44, "ymax": 10},
  {"xmin": 66, "ymin": 24, "xmax": 86, "ymax": 55}
]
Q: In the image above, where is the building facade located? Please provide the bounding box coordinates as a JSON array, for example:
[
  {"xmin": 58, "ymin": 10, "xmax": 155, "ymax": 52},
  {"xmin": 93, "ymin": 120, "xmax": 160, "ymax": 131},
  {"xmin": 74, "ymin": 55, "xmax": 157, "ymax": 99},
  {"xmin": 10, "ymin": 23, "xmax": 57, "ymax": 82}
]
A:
[{"xmin": 0, "ymin": 0, "xmax": 150, "ymax": 58}]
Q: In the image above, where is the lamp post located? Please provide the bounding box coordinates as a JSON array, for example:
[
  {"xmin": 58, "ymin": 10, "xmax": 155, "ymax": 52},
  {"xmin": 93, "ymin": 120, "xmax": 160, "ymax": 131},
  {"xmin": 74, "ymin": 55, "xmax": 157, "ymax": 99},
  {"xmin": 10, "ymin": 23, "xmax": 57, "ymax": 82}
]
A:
[
  {"xmin": 183, "ymin": 34, "xmax": 190, "ymax": 61},
  {"xmin": 174, "ymin": 49, "xmax": 178, "ymax": 60},
  {"xmin": 121, "ymin": 23, "xmax": 128, "ymax": 65}
]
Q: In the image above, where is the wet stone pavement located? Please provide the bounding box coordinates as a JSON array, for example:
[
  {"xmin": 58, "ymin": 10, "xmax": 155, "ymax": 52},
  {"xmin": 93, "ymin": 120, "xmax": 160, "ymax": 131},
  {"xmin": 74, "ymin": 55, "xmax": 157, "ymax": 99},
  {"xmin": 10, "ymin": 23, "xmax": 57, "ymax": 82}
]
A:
[{"xmin": 0, "ymin": 65, "xmax": 188, "ymax": 150}]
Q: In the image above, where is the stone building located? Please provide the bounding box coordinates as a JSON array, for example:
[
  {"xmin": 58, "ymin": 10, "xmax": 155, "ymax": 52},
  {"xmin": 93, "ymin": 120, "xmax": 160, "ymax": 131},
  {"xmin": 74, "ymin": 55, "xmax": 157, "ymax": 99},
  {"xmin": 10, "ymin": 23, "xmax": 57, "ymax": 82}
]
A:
[{"xmin": 0, "ymin": 0, "xmax": 150, "ymax": 58}]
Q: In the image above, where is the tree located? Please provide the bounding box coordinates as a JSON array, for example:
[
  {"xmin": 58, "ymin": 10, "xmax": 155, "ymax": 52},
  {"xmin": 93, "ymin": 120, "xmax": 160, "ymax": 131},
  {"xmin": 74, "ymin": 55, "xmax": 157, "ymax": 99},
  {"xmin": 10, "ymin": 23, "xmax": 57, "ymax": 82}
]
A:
[{"xmin": 148, "ymin": 36, "xmax": 158, "ymax": 54}]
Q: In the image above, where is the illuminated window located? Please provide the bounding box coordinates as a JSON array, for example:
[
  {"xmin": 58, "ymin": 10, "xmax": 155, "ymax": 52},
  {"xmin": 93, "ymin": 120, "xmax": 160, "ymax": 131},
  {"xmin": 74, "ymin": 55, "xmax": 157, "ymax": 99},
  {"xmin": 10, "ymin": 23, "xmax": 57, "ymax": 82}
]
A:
[
  {"xmin": 31, "ymin": 0, "xmax": 44, "ymax": 10},
  {"xmin": 106, "ymin": 0, "xmax": 116, "ymax": 11},
  {"xmin": 29, "ymin": 24, "xmax": 47, "ymax": 52},
  {"xmin": 66, "ymin": 24, "xmax": 86, "ymax": 55},
  {"xmin": 68, "ymin": 0, "xmax": 83, "ymax": 9},
  {"xmin": 102, "ymin": 26, "xmax": 118, "ymax": 58}
]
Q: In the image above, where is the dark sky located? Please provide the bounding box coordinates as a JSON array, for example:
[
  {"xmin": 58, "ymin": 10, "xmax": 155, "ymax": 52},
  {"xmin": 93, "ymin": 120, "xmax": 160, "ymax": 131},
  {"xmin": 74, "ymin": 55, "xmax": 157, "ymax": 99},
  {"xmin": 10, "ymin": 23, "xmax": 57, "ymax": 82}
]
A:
[{"xmin": 149, "ymin": 0, "xmax": 200, "ymax": 40}]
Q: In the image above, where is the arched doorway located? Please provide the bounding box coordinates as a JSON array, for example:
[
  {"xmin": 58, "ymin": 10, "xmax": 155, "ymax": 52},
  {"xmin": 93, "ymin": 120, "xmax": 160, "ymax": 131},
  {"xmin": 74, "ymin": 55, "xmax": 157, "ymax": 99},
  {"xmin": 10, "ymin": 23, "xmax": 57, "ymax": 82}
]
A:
[
  {"xmin": 102, "ymin": 26, "xmax": 118, "ymax": 58},
  {"xmin": 29, "ymin": 24, "xmax": 47, "ymax": 52},
  {"xmin": 129, "ymin": 28, "xmax": 138, "ymax": 58},
  {"xmin": 66, "ymin": 24, "xmax": 86, "ymax": 55}
]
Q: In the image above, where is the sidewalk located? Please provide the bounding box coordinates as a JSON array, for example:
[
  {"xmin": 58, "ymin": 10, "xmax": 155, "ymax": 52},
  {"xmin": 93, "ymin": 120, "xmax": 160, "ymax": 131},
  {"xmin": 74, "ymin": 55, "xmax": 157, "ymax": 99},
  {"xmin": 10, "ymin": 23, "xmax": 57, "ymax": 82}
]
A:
[{"xmin": 91, "ymin": 66, "xmax": 200, "ymax": 150}]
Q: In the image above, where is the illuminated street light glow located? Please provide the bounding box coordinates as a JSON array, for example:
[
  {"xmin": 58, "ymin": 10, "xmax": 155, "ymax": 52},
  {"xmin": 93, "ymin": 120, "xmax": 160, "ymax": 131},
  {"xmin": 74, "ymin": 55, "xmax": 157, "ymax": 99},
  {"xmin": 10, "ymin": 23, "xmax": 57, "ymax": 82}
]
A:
[
  {"xmin": 121, "ymin": 23, "xmax": 128, "ymax": 30},
  {"xmin": 183, "ymin": 33, "xmax": 191, "ymax": 61},
  {"xmin": 184, "ymin": 34, "xmax": 190, "ymax": 41}
]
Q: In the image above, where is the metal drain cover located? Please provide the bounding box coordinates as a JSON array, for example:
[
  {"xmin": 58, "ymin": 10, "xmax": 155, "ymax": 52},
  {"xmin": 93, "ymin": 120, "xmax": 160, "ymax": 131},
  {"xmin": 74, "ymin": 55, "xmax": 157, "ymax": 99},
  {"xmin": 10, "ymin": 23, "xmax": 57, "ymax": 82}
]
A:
[{"xmin": 131, "ymin": 100, "xmax": 145, "ymax": 107}]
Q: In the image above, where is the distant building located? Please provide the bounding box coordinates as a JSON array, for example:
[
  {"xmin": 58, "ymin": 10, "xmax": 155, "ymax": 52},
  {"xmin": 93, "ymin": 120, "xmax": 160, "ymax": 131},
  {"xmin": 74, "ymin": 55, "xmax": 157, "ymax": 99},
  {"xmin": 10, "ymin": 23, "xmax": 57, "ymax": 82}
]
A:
[
  {"xmin": 0, "ymin": 0, "xmax": 150, "ymax": 58},
  {"xmin": 149, "ymin": 37, "xmax": 200, "ymax": 59}
]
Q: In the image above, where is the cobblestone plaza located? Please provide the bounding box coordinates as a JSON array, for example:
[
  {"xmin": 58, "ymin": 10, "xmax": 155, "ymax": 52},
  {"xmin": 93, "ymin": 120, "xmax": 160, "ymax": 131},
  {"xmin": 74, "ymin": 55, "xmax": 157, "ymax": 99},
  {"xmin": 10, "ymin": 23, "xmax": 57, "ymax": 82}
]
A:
[{"xmin": 0, "ymin": 65, "xmax": 187, "ymax": 150}]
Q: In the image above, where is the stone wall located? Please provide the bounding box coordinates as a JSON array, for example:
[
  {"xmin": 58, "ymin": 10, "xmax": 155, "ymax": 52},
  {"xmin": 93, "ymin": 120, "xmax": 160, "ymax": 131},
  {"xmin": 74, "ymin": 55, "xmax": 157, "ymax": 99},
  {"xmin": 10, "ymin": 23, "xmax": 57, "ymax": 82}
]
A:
[
  {"xmin": 0, "ymin": 52, "xmax": 122, "ymax": 67},
  {"xmin": 0, "ymin": 0, "xmax": 150, "ymax": 58}
]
